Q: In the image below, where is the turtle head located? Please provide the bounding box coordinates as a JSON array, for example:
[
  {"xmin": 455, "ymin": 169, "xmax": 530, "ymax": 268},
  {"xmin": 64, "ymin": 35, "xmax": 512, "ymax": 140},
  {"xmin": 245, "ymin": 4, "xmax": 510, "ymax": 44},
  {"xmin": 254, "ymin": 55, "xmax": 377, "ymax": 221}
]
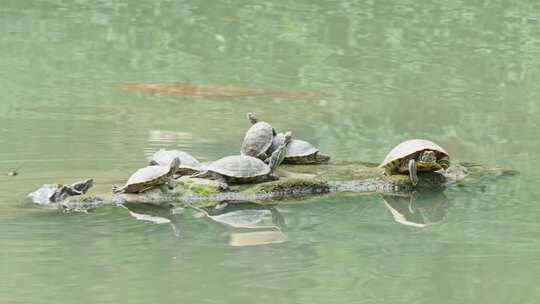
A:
[
  {"xmin": 268, "ymin": 131, "xmax": 293, "ymax": 172},
  {"xmin": 72, "ymin": 178, "xmax": 93, "ymax": 193},
  {"xmin": 315, "ymin": 152, "xmax": 331, "ymax": 163},
  {"xmin": 283, "ymin": 131, "xmax": 292, "ymax": 144},
  {"xmin": 246, "ymin": 112, "xmax": 258, "ymax": 125},
  {"xmin": 169, "ymin": 157, "xmax": 181, "ymax": 174},
  {"xmin": 59, "ymin": 178, "xmax": 94, "ymax": 197},
  {"xmin": 418, "ymin": 150, "xmax": 437, "ymax": 164}
]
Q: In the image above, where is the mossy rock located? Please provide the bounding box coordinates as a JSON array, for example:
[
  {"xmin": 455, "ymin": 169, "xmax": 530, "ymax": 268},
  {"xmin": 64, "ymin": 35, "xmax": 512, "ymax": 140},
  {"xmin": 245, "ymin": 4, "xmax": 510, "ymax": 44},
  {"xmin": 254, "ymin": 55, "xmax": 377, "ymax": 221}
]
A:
[
  {"xmin": 176, "ymin": 176, "xmax": 221, "ymax": 195},
  {"xmin": 241, "ymin": 178, "xmax": 330, "ymax": 195},
  {"xmin": 55, "ymin": 161, "xmax": 515, "ymax": 212}
]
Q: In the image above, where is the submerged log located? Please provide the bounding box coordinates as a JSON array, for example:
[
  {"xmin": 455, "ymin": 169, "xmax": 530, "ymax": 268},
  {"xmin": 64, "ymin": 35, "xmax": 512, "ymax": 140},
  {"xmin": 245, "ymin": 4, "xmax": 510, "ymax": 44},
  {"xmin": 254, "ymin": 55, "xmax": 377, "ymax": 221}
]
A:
[
  {"xmin": 120, "ymin": 83, "xmax": 323, "ymax": 98},
  {"xmin": 58, "ymin": 161, "xmax": 516, "ymax": 212}
]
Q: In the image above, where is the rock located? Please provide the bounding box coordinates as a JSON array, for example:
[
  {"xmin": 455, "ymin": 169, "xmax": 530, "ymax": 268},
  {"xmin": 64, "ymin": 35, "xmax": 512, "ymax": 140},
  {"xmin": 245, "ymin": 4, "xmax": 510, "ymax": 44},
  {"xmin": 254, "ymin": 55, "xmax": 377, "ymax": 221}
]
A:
[
  {"xmin": 176, "ymin": 176, "xmax": 222, "ymax": 195},
  {"xmin": 50, "ymin": 162, "xmax": 515, "ymax": 212}
]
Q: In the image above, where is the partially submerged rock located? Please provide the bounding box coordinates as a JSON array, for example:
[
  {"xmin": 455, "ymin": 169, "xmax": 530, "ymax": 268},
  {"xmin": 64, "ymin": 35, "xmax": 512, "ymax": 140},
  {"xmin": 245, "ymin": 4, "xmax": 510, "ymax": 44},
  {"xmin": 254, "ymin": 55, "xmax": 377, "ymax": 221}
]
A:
[{"xmin": 55, "ymin": 161, "xmax": 515, "ymax": 212}]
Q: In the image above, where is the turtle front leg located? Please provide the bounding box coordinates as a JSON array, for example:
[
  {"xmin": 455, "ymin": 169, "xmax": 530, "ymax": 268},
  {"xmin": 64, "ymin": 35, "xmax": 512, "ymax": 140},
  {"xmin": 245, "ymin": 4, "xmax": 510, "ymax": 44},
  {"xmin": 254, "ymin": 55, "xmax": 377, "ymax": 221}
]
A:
[{"xmin": 408, "ymin": 159, "xmax": 419, "ymax": 186}]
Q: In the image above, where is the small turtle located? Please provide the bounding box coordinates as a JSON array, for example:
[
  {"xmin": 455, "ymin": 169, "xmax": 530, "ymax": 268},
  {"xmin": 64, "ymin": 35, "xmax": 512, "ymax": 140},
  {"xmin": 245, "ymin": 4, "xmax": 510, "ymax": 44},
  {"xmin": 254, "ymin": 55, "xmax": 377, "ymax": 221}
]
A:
[
  {"xmin": 113, "ymin": 157, "xmax": 180, "ymax": 193},
  {"xmin": 379, "ymin": 139, "xmax": 450, "ymax": 185},
  {"xmin": 28, "ymin": 178, "xmax": 94, "ymax": 205},
  {"xmin": 269, "ymin": 133, "xmax": 330, "ymax": 164},
  {"xmin": 196, "ymin": 132, "xmax": 292, "ymax": 188},
  {"xmin": 240, "ymin": 112, "xmax": 276, "ymax": 160},
  {"xmin": 149, "ymin": 149, "xmax": 202, "ymax": 176}
]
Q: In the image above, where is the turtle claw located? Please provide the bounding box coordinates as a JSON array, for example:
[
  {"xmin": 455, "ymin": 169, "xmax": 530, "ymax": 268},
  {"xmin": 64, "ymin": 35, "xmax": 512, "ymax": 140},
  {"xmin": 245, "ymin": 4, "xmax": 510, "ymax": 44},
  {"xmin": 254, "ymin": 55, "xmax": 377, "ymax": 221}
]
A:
[
  {"xmin": 410, "ymin": 174, "xmax": 419, "ymax": 186},
  {"xmin": 112, "ymin": 185, "xmax": 124, "ymax": 194}
]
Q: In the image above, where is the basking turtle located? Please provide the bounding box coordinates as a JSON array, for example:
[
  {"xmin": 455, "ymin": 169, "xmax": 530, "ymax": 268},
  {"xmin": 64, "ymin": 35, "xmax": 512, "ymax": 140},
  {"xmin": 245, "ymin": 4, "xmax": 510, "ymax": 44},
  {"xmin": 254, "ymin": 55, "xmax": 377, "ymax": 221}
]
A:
[
  {"xmin": 149, "ymin": 149, "xmax": 202, "ymax": 176},
  {"xmin": 196, "ymin": 132, "xmax": 292, "ymax": 188},
  {"xmin": 379, "ymin": 139, "xmax": 450, "ymax": 185},
  {"xmin": 269, "ymin": 133, "xmax": 330, "ymax": 164},
  {"xmin": 28, "ymin": 178, "xmax": 94, "ymax": 205},
  {"xmin": 240, "ymin": 112, "xmax": 276, "ymax": 160},
  {"xmin": 113, "ymin": 157, "xmax": 180, "ymax": 193}
]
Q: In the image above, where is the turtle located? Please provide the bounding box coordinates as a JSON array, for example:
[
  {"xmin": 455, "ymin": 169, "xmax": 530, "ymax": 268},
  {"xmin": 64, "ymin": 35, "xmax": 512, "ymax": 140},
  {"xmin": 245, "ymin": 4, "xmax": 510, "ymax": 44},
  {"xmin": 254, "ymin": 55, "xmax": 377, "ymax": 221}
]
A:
[
  {"xmin": 379, "ymin": 139, "xmax": 450, "ymax": 185},
  {"xmin": 195, "ymin": 132, "xmax": 292, "ymax": 188},
  {"xmin": 113, "ymin": 157, "xmax": 180, "ymax": 193},
  {"xmin": 149, "ymin": 149, "xmax": 202, "ymax": 176},
  {"xmin": 28, "ymin": 178, "xmax": 94, "ymax": 205},
  {"xmin": 240, "ymin": 112, "xmax": 276, "ymax": 160},
  {"xmin": 269, "ymin": 133, "xmax": 330, "ymax": 164}
]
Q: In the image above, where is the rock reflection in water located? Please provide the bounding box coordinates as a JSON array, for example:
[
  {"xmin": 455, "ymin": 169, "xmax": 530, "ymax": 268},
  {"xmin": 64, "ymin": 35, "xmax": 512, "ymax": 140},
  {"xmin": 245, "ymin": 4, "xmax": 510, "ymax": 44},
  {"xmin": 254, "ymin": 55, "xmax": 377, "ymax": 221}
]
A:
[
  {"xmin": 195, "ymin": 202, "xmax": 287, "ymax": 246},
  {"xmin": 146, "ymin": 130, "xmax": 207, "ymax": 160},
  {"xmin": 148, "ymin": 130, "xmax": 194, "ymax": 143},
  {"xmin": 229, "ymin": 231, "xmax": 287, "ymax": 247},
  {"xmin": 380, "ymin": 188, "xmax": 448, "ymax": 228}
]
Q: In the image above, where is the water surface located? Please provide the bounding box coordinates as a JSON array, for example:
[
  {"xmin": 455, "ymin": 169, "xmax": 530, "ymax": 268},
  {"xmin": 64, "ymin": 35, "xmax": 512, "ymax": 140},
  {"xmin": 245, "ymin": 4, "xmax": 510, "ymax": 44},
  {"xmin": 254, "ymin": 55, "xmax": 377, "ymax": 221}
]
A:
[{"xmin": 1, "ymin": 1, "xmax": 539, "ymax": 303}]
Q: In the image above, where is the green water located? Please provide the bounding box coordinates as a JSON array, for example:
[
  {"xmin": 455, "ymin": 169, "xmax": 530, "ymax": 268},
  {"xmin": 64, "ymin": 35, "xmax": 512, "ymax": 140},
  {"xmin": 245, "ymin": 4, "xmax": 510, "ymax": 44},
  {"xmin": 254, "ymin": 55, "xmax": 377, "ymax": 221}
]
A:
[{"xmin": 1, "ymin": 1, "xmax": 539, "ymax": 303}]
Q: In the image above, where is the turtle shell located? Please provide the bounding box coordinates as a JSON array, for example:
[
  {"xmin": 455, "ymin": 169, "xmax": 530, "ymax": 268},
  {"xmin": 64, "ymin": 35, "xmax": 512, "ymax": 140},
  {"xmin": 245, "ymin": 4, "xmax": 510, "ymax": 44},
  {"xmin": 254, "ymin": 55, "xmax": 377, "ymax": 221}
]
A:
[
  {"xmin": 379, "ymin": 139, "xmax": 449, "ymax": 170},
  {"xmin": 149, "ymin": 149, "xmax": 201, "ymax": 174},
  {"xmin": 270, "ymin": 133, "xmax": 320, "ymax": 161},
  {"xmin": 286, "ymin": 139, "xmax": 318, "ymax": 157},
  {"xmin": 122, "ymin": 165, "xmax": 171, "ymax": 193},
  {"xmin": 240, "ymin": 122, "xmax": 274, "ymax": 158},
  {"xmin": 207, "ymin": 155, "xmax": 270, "ymax": 182}
]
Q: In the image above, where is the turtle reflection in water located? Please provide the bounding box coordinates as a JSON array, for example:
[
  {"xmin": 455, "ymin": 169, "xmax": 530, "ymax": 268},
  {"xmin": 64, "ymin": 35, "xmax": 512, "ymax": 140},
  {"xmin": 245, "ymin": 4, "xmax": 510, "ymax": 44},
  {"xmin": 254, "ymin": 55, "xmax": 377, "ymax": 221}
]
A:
[
  {"xmin": 193, "ymin": 202, "xmax": 286, "ymax": 231},
  {"xmin": 380, "ymin": 188, "xmax": 448, "ymax": 228},
  {"xmin": 121, "ymin": 203, "xmax": 182, "ymax": 237}
]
